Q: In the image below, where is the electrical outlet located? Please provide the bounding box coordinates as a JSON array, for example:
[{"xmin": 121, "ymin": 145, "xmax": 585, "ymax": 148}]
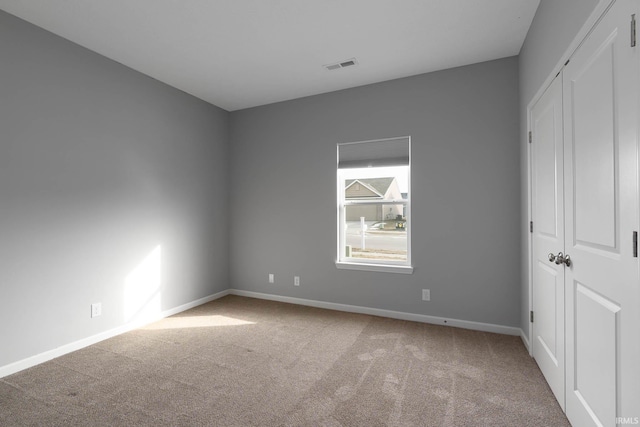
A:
[
  {"xmin": 91, "ymin": 303, "xmax": 102, "ymax": 318},
  {"xmin": 422, "ymin": 289, "xmax": 430, "ymax": 301},
  {"xmin": 269, "ymin": 273, "xmax": 274, "ymax": 283},
  {"xmin": 294, "ymin": 276, "xmax": 300, "ymax": 286}
]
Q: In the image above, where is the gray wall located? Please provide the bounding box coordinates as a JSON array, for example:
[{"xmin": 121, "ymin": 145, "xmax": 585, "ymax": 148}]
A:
[
  {"xmin": 3, "ymin": 0, "xmax": 602, "ymax": 369},
  {"xmin": 0, "ymin": 11, "xmax": 229, "ymax": 368},
  {"xmin": 518, "ymin": 0, "xmax": 600, "ymax": 337},
  {"xmin": 229, "ymin": 57, "xmax": 521, "ymax": 327}
]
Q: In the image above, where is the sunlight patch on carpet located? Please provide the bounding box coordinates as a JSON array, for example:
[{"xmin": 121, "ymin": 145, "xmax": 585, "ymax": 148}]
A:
[{"xmin": 142, "ymin": 315, "xmax": 256, "ymax": 330}]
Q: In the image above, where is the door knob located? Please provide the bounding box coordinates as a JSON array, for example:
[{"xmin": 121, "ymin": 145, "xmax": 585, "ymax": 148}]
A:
[
  {"xmin": 554, "ymin": 252, "xmax": 572, "ymax": 267},
  {"xmin": 548, "ymin": 253, "xmax": 557, "ymax": 262}
]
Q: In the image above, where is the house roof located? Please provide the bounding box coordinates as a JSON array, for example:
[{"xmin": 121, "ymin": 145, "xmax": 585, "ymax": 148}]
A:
[{"xmin": 345, "ymin": 177, "xmax": 395, "ymax": 196}]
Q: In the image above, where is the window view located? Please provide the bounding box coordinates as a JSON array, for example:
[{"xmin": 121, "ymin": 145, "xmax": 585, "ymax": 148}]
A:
[{"xmin": 337, "ymin": 137, "xmax": 411, "ymax": 272}]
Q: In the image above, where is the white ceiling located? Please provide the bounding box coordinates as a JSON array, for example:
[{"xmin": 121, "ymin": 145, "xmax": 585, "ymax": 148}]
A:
[{"xmin": 0, "ymin": 1, "xmax": 539, "ymax": 111}]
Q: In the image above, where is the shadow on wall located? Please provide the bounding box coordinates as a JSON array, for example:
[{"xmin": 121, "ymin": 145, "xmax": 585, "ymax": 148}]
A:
[{"xmin": 124, "ymin": 245, "xmax": 162, "ymax": 323}]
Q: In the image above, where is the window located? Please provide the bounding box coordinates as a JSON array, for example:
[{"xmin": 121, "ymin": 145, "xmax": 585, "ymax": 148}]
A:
[{"xmin": 336, "ymin": 136, "xmax": 412, "ymax": 274}]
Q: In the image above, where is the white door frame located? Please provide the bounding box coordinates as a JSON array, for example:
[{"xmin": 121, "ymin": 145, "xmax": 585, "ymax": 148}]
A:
[
  {"xmin": 526, "ymin": 0, "xmax": 615, "ymax": 353},
  {"xmin": 529, "ymin": 73, "xmax": 566, "ymax": 408}
]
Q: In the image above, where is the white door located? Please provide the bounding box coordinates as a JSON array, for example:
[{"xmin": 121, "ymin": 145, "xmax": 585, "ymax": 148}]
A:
[
  {"xmin": 530, "ymin": 75, "xmax": 565, "ymax": 409},
  {"xmin": 563, "ymin": 0, "xmax": 640, "ymax": 425}
]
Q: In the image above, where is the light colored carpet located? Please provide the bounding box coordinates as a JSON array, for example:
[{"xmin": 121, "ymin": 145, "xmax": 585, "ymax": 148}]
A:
[{"xmin": 0, "ymin": 295, "xmax": 570, "ymax": 426}]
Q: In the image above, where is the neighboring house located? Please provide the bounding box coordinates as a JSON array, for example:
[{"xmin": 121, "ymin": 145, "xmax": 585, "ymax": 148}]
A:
[{"xmin": 345, "ymin": 177, "xmax": 404, "ymax": 221}]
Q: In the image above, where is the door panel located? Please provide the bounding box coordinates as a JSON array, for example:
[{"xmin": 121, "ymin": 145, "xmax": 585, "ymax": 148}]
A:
[
  {"xmin": 535, "ymin": 110, "xmax": 561, "ymax": 237},
  {"xmin": 563, "ymin": 0, "xmax": 639, "ymax": 425},
  {"xmin": 536, "ymin": 262, "xmax": 560, "ymax": 364},
  {"xmin": 531, "ymin": 74, "xmax": 565, "ymax": 408},
  {"xmin": 574, "ymin": 281, "xmax": 620, "ymax": 425},
  {"xmin": 572, "ymin": 38, "xmax": 617, "ymax": 250}
]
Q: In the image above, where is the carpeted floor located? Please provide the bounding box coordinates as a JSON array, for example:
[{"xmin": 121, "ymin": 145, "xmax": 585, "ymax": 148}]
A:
[{"xmin": 0, "ymin": 295, "xmax": 570, "ymax": 426}]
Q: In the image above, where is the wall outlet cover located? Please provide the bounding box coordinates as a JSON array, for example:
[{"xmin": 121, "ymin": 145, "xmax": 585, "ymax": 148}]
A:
[{"xmin": 91, "ymin": 302, "xmax": 102, "ymax": 318}]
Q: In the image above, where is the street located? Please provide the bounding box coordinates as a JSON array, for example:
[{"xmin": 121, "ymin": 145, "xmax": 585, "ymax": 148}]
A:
[{"xmin": 345, "ymin": 221, "xmax": 407, "ymax": 253}]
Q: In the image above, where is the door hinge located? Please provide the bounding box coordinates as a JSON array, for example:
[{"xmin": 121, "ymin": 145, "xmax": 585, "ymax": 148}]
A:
[
  {"xmin": 632, "ymin": 14, "xmax": 637, "ymax": 47},
  {"xmin": 530, "ymin": 311, "xmax": 534, "ymax": 323},
  {"xmin": 528, "ymin": 131, "xmax": 532, "ymax": 144},
  {"xmin": 530, "ymin": 221, "xmax": 533, "ymax": 233},
  {"xmin": 633, "ymin": 231, "xmax": 638, "ymax": 257}
]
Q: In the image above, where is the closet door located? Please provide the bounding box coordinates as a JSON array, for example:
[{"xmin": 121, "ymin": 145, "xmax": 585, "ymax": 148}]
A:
[
  {"xmin": 563, "ymin": 0, "xmax": 639, "ymax": 425},
  {"xmin": 530, "ymin": 75, "xmax": 565, "ymax": 409}
]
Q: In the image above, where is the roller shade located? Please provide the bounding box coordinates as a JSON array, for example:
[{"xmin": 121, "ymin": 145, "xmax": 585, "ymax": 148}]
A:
[{"xmin": 338, "ymin": 136, "xmax": 410, "ymax": 169}]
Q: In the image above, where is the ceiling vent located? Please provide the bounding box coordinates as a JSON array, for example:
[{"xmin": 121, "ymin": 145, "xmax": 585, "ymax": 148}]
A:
[{"xmin": 324, "ymin": 58, "xmax": 358, "ymax": 71}]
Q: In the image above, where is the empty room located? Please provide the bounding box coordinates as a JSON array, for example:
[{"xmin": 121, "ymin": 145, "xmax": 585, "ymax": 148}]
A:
[{"xmin": 0, "ymin": 1, "xmax": 638, "ymax": 426}]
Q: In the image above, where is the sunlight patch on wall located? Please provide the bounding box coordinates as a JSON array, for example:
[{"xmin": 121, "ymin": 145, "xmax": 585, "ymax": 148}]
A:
[
  {"xmin": 142, "ymin": 315, "xmax": 256, "ymax": 330},
  {"xmin": 124, "ymin": 245, "xmax": 162, "ymax": 322}
]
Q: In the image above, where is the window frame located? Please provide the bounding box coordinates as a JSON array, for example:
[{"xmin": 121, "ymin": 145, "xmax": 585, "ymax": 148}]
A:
[{"xmin": 335, "ymin": 137, "xmax": 413, "ymax": 274}]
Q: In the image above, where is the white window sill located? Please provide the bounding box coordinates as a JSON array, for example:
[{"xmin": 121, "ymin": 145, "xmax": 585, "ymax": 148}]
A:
[{"xmin": 335, "ymin": 261, "xmax": 414, "ymax": 274}]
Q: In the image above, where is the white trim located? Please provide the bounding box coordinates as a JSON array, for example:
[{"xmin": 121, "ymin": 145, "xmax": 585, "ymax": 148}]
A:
[
  {"xmin": 230, "ymin": 289, "xmax": 521, "ymax": 336},
  {"xmin": 338, "ymin": 135, "xmax": 412, "ymax": 147},
  {"xmin": 0, "ymin": 289, "xmax": 230, "ymax": 379},
  {"xmin": 526, "ymin": 0, "xmax": 615, "ymax": 112},
  {"xmin": 335, "ymin": 261, "xmax": 413, "ymax": 274},
  {"xmin": 1, "ymin": 288, "xmax": 525, "ymax": 379},
  {"xmin": 527, "ymin": 104, "xmax": 534, "ymax": 356},
  {"xmin": 520, "ymin": 328, "xmax": 531, "ymax": 354},
  {"xmin": 337, "ymin": 136, "xmax": 412, "ymax": 270},
  {"xmin": 524, "ymin": 0, "xmax": 614, "ymax": 357}
]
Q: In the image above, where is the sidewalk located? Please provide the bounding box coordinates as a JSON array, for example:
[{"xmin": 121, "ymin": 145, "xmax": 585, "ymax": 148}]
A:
[{"xmin": 349, "ymin": 248, "xmax": 407, "ymax": 260}]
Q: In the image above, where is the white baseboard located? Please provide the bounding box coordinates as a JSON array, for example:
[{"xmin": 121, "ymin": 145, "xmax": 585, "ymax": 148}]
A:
[
  {"xmin": 229, "ymin": 289, "xmax": 522, "ymax": 337},
  {"xmin": 1, "ymin": 288, "xmax": 527, "ymax": 379},
  {"xmin": 0, "ymin": 289, "xmax": 230, "ymax": 379},
  {"xmin": 520, "ymin": 328, "xmax": 531, "ymax": 354}
]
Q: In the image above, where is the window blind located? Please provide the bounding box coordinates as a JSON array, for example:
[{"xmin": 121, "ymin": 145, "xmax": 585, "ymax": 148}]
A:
[{"xmin": 338, "ymin": 136, "xmax": 410, "ymax": 169}]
